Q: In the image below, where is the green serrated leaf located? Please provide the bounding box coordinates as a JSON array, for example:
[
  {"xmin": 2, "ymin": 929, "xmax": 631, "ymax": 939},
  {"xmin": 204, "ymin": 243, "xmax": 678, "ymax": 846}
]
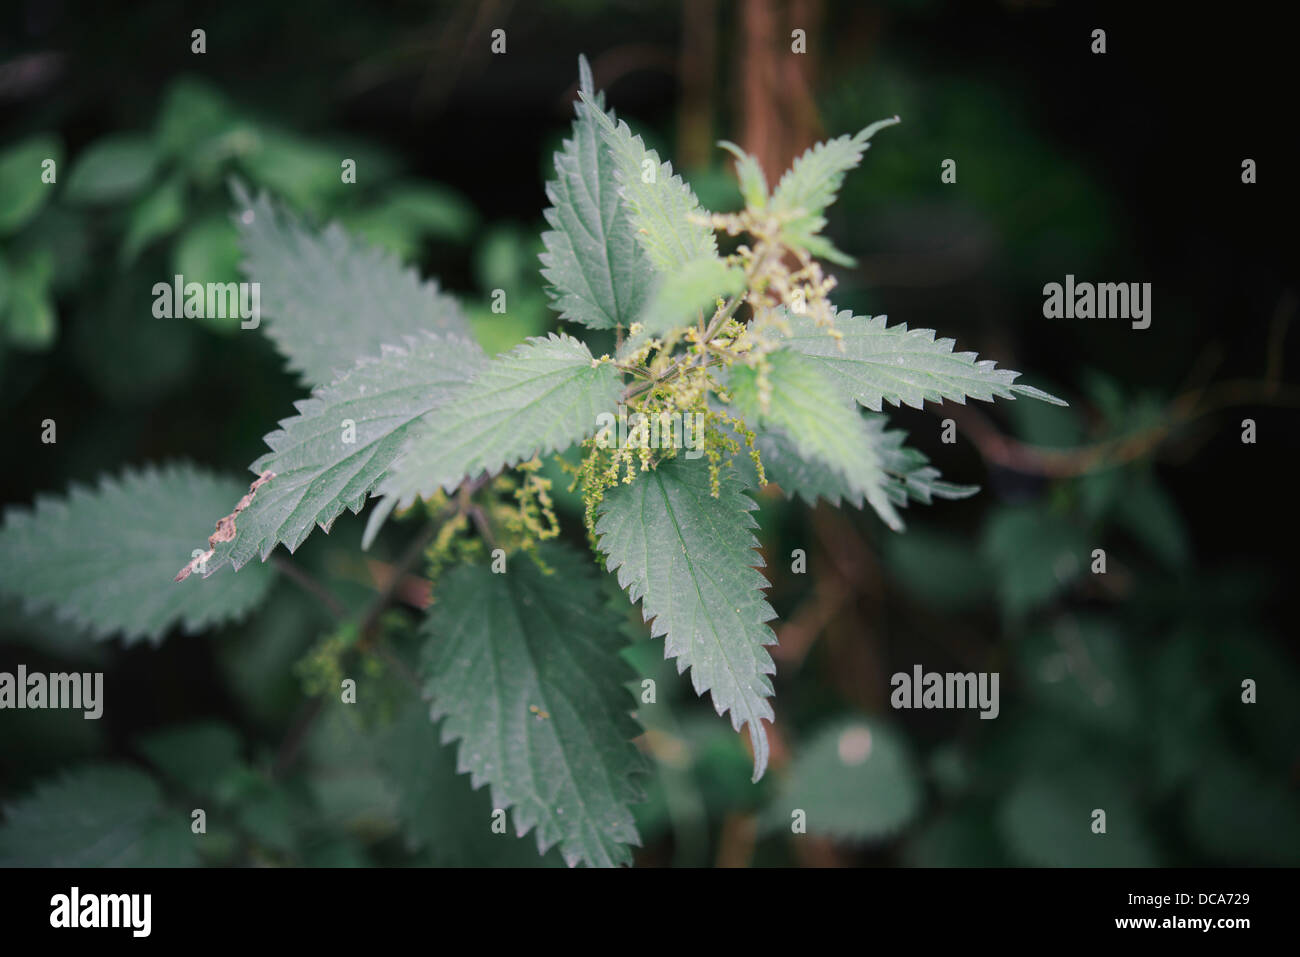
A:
[
  {"xmin": 769, "ymin": 116, "xmax": 899, "ymax": 249},
  {"xmin": 595, "ymin": 457, "xmax": 776, "ymax": 781},
  {"xmin": 0, "ymin": 463, "xmax": 276, "ymax": 644},
  {"xmin": 0, "ymin": 765, "xmax": 197, "ymax": 866},
  {"xmin": 868, "ymin": 416, "xmax": 980, "ymax": 506},
  {"xmin": 730, "ymin": 350, "xmax": 903, "ymax": 530},
  {"xmin": 799, "ymin": 233, "xmax": 858, "ymax": 267},
  {"xmin": 579, "ymin": 90, "xmax": 717, "ymax": 272},
  {"xmin": 375, "ymin": 700, "xmax": 564, "ymax": 866},
  {"xmin": 421, "ymin": 543, "xmax": 645, "ymax": 867},
  {"xmin": 231, "ymin": 184, "xmax": 471, "ymax": 387},
  {"xmin": 540, "ymin": 56, "xmax": 652, "ymax": 330},
  {"xmin": 633, "ymin": 255, "xmax": 745, "ymax": 344},
  {"xmin": 204, "ymin": 333, "xmax": 484, "ymax": 573},
  {"xmin": 368, "ymin": 333, "xmax": 621, "ymax": 543},
  {"xmin": 717, "ymin": 140, "xmax": 768, "ymax": 210},
  {"xmin": 738, "ymin": 409, "xmax": 977, "ymax": 523},
  {"xmin": 778, "ymin": 311, "xmax": 1066, "ymax": 410},
  {"xmin": 762, "ymin": 718, "xmax": 921, "ymax": 841}
]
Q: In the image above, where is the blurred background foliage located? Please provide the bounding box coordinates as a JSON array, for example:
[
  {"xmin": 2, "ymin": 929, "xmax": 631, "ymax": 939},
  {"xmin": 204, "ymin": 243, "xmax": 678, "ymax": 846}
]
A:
[{"xmin": 0, "ymin": 0, "xmax": 1296, "ymax": 866}]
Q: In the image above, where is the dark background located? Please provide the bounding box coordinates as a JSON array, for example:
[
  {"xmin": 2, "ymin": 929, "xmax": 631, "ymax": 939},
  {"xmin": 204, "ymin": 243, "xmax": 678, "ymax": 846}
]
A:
[{"xmin": 0, "ymin": 0, "xmax": 1296, "ymax": 867}]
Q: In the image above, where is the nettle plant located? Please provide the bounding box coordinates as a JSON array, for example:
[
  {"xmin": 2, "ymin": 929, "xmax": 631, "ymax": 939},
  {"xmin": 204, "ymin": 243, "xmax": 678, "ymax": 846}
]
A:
[{"xmin": 1, "ymin": 57, "xmax": 1063, "ymax": 866}]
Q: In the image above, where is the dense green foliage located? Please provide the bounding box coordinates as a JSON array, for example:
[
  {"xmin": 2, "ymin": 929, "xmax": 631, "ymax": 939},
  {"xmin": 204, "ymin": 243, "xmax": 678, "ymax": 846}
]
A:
[{"xmin": 1, "ymin": 14, "xmax": 1294, "ymax": 870}]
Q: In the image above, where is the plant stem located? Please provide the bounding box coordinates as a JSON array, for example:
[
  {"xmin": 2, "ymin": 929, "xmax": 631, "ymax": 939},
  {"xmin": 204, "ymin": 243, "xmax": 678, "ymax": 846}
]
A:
[
  {"xmin": 357, "ymin": 520, "xmax": 439, "ymax": 641},
  {"xmin": 272, "ymin": 696, "xmax": 323, "ymax": 779},
  {"xmin": 621, "ymin": 294, "xmax": 745, "ymax": 402},
  {"xmin": 272, "ymin": 555, "xmax": 346, "ymax": 618}
]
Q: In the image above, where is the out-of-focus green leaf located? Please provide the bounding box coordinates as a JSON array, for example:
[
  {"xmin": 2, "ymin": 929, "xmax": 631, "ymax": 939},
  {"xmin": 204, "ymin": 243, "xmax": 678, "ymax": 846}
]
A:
[
  {"xmin": 0, "ymin": 765, "xmax": 197, "ymax": 866},
  {"xmin": 240, "ymin": 129, "xmax": 346, "ymax": 214},
  {"xmin": 904, "ymin": 805, "xmax": 1011, "ymax": 867},
  {"xmin": 762, "ymin": 718, "xmax": 922, "ymax": 841},
  {"xmin": 137, "ymin": 722, "xmax": 246, "ymax": 798},
  {"xmin": 172, "ymin": 214, "xmax": 247, "ymax": 333},
  {"xmin": 64, "ymin": 134, "xmax": 158, "ymax": 204},
  {"xmin": 21, "ymin": 206, "xmax": 90, "ymax": 294},
  {"xmin": 379, "ymin": 182, "xmax": 477, "ymax": 241},
  {"xmin": 1186, "ymin": 753, "xmax": 1300, "ymax": 866},
  {"xmin": 122, "ymin": 175, "xmax": 186, "ymax": 264},
  {"xmin": 883, "ymin": 529, "xmax": 994, "ymax": 610},
  {"xmin": 70, "ymin": 263, "xmax": 199, "ymax": 401},
  {"xmin": 1114, "ymin": 471, "xmax": 1189, "ymax": 568},
  {"xmin": 1017, "ymin": 618, "xmax": 1140, "ymax": 734},
  {"xmin": 173, "ymin": 214, "xmax": 241, "ymax": 283},
  {"xmin": 155, "ymin": 77, "xmax": 241, "ymax": 159},
  {"xmin": 0, "ymin": 134, "xmax": 61, "ymax": 234},
  {"xmin": 2, "ymin": 255, "xmax": 56, "ymax": 350},
  {"xmin": 982, "ymin": 503, "xmax": 1089, "ymax": 617},
  {"xmin": 997, "ymin": 764, "xmax": 1157, "ymax": 866}
]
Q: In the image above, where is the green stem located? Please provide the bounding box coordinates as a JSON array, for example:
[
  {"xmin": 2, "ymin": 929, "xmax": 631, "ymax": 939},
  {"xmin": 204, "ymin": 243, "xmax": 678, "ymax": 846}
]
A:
[{"xmin": 621, "ymin": 293, "xmax": 745, "ymax": 402}]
